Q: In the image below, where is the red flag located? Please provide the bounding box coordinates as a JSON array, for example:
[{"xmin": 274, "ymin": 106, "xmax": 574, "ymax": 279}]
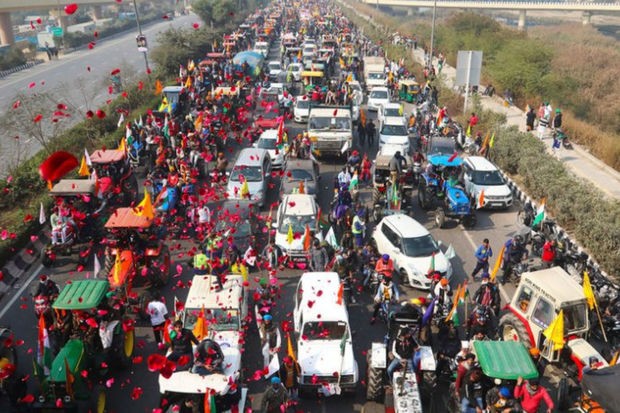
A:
[
  {"xmin": 448, "ymin": 152, "xmax": 458, "ymax": 163},
  {"xmin": 276, "ymin": 118, "xmax": 284, "ymax": 145},
  {"xmin": 162, "ymin": 318, "xmax": 172, "ymax": 344}
]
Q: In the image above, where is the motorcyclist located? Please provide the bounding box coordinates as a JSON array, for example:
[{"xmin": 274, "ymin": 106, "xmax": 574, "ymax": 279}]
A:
[
  {"xmin": 371, "ymin": 275, "xmax": 399, "ymax": 324},
  {"xmin": 472, "ymin": 272, "xmax": 501, "ymax": 315},
  {"xmin": 34, "ymin": 275, "xmax": 59, "ymax": 299},
  {"xmin": 501, "ymin": 235, "xmax": 528, "ymax": 284},
  {"xmin": 375, "ymin": 254, "xmax": 394, "ymax": 280}
]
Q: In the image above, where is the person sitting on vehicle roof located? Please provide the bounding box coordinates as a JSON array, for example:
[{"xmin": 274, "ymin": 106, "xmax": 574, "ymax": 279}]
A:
[
  {"xmin": 168, "ymin": 320, "xmax": 199, "ymax": 365},
  {"xmin": 386, "ymin": 327, "xmax": 420, "ymax": 382},
  {"xmin": 191, "ymin": 338, "xmax": 224, "ymax": 376}
]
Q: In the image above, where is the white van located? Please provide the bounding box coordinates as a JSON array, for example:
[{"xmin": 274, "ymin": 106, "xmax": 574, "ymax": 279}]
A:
[
  {"xmin": 226, "ymin": 148, "xmax": 272, "ymax": 208},
  {"xmin": 462, "ymin": 156, "xmax": 513, "ymax": 209},
  {"xmin": 273, "ymin": 194, "xmax": 319, "ymax": 266},
  {"xmin": 293, "ymin": 272, "xmax": 358, "ymax": 395}
]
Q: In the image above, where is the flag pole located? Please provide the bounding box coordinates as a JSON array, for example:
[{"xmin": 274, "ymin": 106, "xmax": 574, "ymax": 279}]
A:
[{"xmin": 594, "ymin": 298, "xmax": 608, "ymax": 343}]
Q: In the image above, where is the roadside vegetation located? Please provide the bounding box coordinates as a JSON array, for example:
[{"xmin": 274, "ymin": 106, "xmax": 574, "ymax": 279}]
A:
[{"xmin": 339, "ymin": 0, "xmax": 620, "ymax": 275}]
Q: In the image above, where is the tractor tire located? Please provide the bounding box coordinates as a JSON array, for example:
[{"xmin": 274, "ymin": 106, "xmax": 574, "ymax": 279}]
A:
[
  {"xmin": 418, "ymin": 183, "xmax": 431, "ymax": 210},
  {"xmin": 557, "ymin": 377, "xmax": 570, "ymax": 411},
  {"xmin": 499, "ymin": 312, "xmax": 533, "ymax": 349},
  {"xmin": 435, "ymin": 208, "xmax": 446, "ymax": 228},
  {"xmin": 40, "ymin": 247, "xmax": 54, "ymax": 267},
  {"xmin": 462, "ymin": 213, "xmax": 477, "ymax": 229},
  {"xmin": 77, "ymin": 245, "xmax": 90, "ymax": 267},
  {"xmin": 366, "ymin": 352, "xmax": 385, "ymax": 402},
  {"xmin": 372, "ymin": 188, "xmax": 383, "ymax": 205}
]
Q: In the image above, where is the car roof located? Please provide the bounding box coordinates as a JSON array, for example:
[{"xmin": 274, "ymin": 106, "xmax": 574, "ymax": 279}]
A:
[
  {"xmin": 185, "ymin": 274, "xmax": 244, "ymax": 310},
  {"xmin": 105, "ymin": 207, "xmax": 153, "ymax": 228},
  {"xmin": 298, "ymin": 272, "xmax": 349, "ymax": 322},
  {"xmin": 162, "ymin": 86, "xmax": 183, "ymax": 93},
  {"xmin": 465, "ymin": 156, "xmax": 498, "ymax": 171},
  {"xmin": 383, "ymin": 102, "xmax": 402, "ymax": 110},
  {"xmin": 381, "ymin": 214, "xmax": 429, "ymax": 238},
  {"xmin": 235, "ymin": 148, "xmax": 268, "ymax": 166},
  {"xmin": 268, "ymin": 60, "xmax": 281, "ymax": 65},
  {"xmin": 219, "ymin": 200, "xmax": 253, "ymax": 218},
  {"xmin": 285, "ymin": 159, "xmax": 315, "ymax": 171},
  {"xmin": 281, "ymin": 194, "xmax": 317, "ymax": 215},
  {"xmin": 259, "ymin": 129, "xmax": 279, "ymax": 140},
  {"xmin": 90, "ymin": 149, "xmax": 125, "ymax": 164},
  {"xmin": 520, "ymin": 267, "xmax": 585, "ymax": 306},
  {"xmin": 382, "ymin": 116, "xmax": 406, "ymax": 126},
  {"xmin": 370, "ymin": 86, "xmax": 389, "ymax": 93}
]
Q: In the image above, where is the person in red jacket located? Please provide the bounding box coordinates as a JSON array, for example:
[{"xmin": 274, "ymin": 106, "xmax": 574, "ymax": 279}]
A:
[
  {"xmin": 541, "ymin": 240, "xmax": 556, "ymax": 268},
  {"xmin": 514, "ymin": 376, "xmax": 554, "ymax": 413}
]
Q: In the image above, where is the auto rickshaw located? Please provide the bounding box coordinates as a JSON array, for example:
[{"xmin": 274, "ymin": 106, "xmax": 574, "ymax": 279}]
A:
[
  {"xmin": 399, "ymin": 80, "xmax": 421, "ymax": 104},
  {"xmin": 301, "ymin": 70, "xmax": 324, "ymax": 89}
]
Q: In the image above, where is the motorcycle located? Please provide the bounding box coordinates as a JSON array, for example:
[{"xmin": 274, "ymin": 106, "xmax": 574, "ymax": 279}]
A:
[
  {"xmin": 412, "ymin": 161, "xmax": 423, "ymax": 186},
  {"xmin": 501, "ymin": 259, "xmax": 529, "ymax": 285},
  {"xmin": 554, "ymin": 128, "xmax": 573, "ymax": 150}
]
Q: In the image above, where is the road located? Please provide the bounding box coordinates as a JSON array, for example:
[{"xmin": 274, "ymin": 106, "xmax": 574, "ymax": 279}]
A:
[
  {"xmin": 0, "ymin": 32, "xmax": 530, "ymax": 413},
  {"xmin": 0, "ymin": 13, "xmax": 197, "ymax": 177}
]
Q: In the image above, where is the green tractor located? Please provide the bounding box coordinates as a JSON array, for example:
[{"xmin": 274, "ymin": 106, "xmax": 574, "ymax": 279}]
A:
[{"xmin": 32, "ymin": 279, "xmax": 135, "ymax": 413}]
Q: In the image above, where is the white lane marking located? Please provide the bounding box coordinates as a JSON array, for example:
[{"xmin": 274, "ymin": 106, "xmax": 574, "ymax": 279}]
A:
[{"xmin": 0, "ymin": 263, "xmax": 44, "ymax": 320}]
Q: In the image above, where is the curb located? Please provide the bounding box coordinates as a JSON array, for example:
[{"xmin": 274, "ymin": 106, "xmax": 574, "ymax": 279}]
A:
[{"xmin": 0, "ymin": 60, "xmax": 44, "ymax": 80}]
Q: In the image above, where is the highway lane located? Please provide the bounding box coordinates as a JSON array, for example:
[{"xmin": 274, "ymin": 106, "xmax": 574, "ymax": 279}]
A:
[{"xmin": 0, "ymin": 13, "xmax": 197, "ymax": 176}]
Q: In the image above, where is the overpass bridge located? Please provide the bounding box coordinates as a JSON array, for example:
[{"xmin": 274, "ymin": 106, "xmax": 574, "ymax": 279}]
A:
[
  {"xmin": 0, "ymin": 0, "xmax": 164, "ymax": 46},
  {"xmin": 359, "ymin": 0, "xmax": 620, "ymax": 28}
]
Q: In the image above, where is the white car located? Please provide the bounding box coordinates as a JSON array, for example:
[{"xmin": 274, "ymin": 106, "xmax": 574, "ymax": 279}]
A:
[
  {"xmin": 367, "ymin": 86, "xmax": 390, "ymax": 111},
  {"xmin": 253, "ymin": 129, "xmax": 287, "ymax": 169},
  {"xmin": 379, "ymin": 117, "xmax": 410, "ymax": 154},
  {"xmin": 293, "ymin": 97, "xmax": 311, "ymax": 123},
  {"xmin": 372, "ymin": 214, "xmax": 452, "ymax": 289},
  {"xmin": 287, "ymin": 62, "xmax": 303, "ymax": 81},
  {"xmin": 378, "ymin": 102, "xmax": 406, "ymax": 128},
  {"xmin": 273, "ymin": 194, "xmax": 319, "ymax": 265},
  {"xmin": 462, "ymin": 156, "xmax": 513, "ymax": 209},
  {"xmin": 254, "ymin": 41, "xmax": 269, "ymax": 58},
  {"xmin": 267, "ymin": 60, "xmax": 282, "ymax": 80},
  {"xmin": 261, "ymin": 82, "xmax": 286, "ymax": 103}
]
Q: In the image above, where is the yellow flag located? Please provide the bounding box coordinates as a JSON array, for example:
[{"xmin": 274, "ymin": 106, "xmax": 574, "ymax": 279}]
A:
[
  {"xmin": 466, "ymin": 123, "xmax": 471, "ymax": 138},
  {"xmin": 583, "ymin": 271, "xmax": 596, "ymax": 310},
  {"xmin": 287, "ymin": 224, "xmax": 294, "ymax": 245},
  {"xmin": 193, "ymin": 307, "xmax": 208, "ymax": 341},
  {"xmin": 113, "ymin": 252, "xmax": 122, "ymax": 286},
  {"xmin": 154, "ymin": 79, "xmax": 163, "ymax": 96},
  {"xmin": 490, "ymin": 245, "xmax": 505, "ymax": 282},
  {"xmin": 543, "ymin": 309, "xmax": 565, "ymax": 351},
  {"xmin": 158, "ymin": 97, "xmax": 169, "ymax": 112},
  {"xmin": 135, "ymin": 188, "xmax": 154, "ymax": 220},
  {"xmin": 240, "ymin": 179, "xmax": 250, "ymax": 198},
  {"xmin": 78, "ymin": 155, "xmax": 90, "ymax": 177},
  {"xmin": 346, "ymin": 73, "xmax": 352, "ymax": 82},
  {"xmin": 489, "ymin": 132, "xmax": 496, "ymax": 148},
  {"xmin": 117, "ymin": 138, "xmax": 126, "ymax": 153},
  {"xmin": 185, "ymin": 76, "xmax": 192, "ymax": 89},
  {"xmin": 287, "ymin": 332, "xmax": 296, "ymax": 362},
  {"xmin": 188, "ymin": 59, "xmax": 195, "ymax": 72}
]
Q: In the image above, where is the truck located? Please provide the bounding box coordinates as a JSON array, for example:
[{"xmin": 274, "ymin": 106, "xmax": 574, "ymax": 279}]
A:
[
  {"xmin": 307, "ymin": 105, "xmax": 353, "ymax": 159},
  {"xmin": 363, "ymin": 56, "xmax": 387, "ymax": 90}
]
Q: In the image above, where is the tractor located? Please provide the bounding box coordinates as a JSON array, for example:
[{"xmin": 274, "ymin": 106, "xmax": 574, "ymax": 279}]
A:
[
  {"xmin": 41, "ymin": 179, "xmax": 108, "ymax": 268},
  {"xmin": 100, "ymin": 207, "xmax": 171, "ymax": 319},
  {"xmin": 0, "ymin": 327, "xmax": 23, "ymax": 408},
  {"xmin": 418, "ymin": 154, "xmax": 476, "ymax": 228},
  {"xmin": 32, "ymin": 279, "xmax": 134, "ymax": 413},
  {"xmin": 90, "ymin": 149, "xmax": 139, "ymax": 207}
]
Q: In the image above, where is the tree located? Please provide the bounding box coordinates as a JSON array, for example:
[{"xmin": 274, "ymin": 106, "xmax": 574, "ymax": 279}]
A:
[
  {"xmin": 192, "ymin": 0, "xmax": 214, "ymax": 26},
  {"xmin": 192, "ymin": 0, "xmax": 236, "ymax": 27}
]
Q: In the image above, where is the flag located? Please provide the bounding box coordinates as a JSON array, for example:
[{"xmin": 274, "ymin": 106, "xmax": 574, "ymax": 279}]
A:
[
  {"xmin": 240, "ymin": 179, "xmax": 250, "ymax": 199},
  {"xmin": 543, "ymin": 310, "xmax": 565, "ymax": 351},
  {"xmin": 84, "ymin": 148, "xmax": 91, "ymax": 167},
  {"xmin": 448, "ymin": 152, "xmax": 458, "ymax": 163},
  {"xmin": 78, "ymin": 155, "xmax": 89, "ymax": 177},
  {"xmin": 427, "ymin": 252, "xmax": 435, "ymax": 275},
  {"xmin": 287, "ymin": 333, "xmax": 297, "ymax": 362},
  {"xmin": 126, "ymin": 123, "xmax": 132, "ymax": 139},
  {"xmin": 265, "ymin": 354, "xmax": 280, "ymax": 378},
  {"xmin": 135, "ymin": 189, "xmax": 154, "ymax": 219},
  {"xmin": 112, "ymin": 252, "xmax": 122, "ymax": 286},
  {"xmin": 466, "ymin": 123, "xmax": 471, "ymax": 138},
  {"xmin": 158, "ymin": 96, "xmax": 169, "ymax": 112},
  {"xmin": 93, "ymin": 254, "xmax": 101, "ymax": 278},
  {"xmin": 39, "ymin": 202, "xmax": 46, "ymax": 225},
  {"xmin": 194, "ymin": 112, "xmax": 203, "ymax": 132},
  {"xmin": 583, "ymin": 271, "xmax": 596, "ymax": 310},
  {"xmin": 287, "ymin": 224, "xmax": 294, "ymax": 245},
  {"xmin": 118, "ymin": 137, "xmax": 126, "ymax": 153},
  {"xmin": 489, "ymin": 132, "xmax": 496, "ymax": 148},
  {"xmin": 117, "ymin": 112, "xmax": 125, "ymax": 128},
  {"xmin": 64, "ymin": 357, "xmax": 74, "ymax": 398},
  {"xmin": 490, "ymin": 245, "xmax": 505, "ymax": 282},
  {"xmin": 531, "ymin": 200, "xmax": 546, "ymax": 228},
  {"xmin": 480, "ymin": 132, "xmax": 491, "ymax": 154},
  {"xmin": 37, "ymin": 314, "xmax": 51, "ymax": 372},
  {"xmin": 203, "ymin": 392, "xmax": 217, "ymax": 413},
  {"xmin": 303, "ymin": 224, "xmax": 312, "ymax": 251},
  {"xmin": 193, "ymin": 307, "xmax": 208, "ymax": 340},
  {"xmin": 154, "ymin": 79, "xmax": 163, "ymax": 95},
  {"xmin": 325, "ymin": 226, "xmax": 339, "ymax": 249},
  {"xmin": 346, "ymin": 73, "xmax": 352, "ymax": 82},
  {"xmin": 610, "ymin": 351, "xmax": 619, "ymax": 366},
  {"xmin": 422, "ymin": 298, "xmax": 436, "ymax": 326},
  {"xmin": 155, "ymin": 186, "xmax": 169, "ymax": 207},
  {"xmin": 276, "ymin": 118, "xmax": 284, "ymax": 145},
  {"xmin": 477, "ymin": 190, "xmax": 485, "ymax": 209},
  {"xmin": 444, "ymin": 244, "xmax": 456, "ymax": 260},
  {"xmin": 185, "ymin": 76, "xmax": 192, "ymax": 89},
  {"xmin": 299, "ymin": 180, "xmax": 305, "ymax": 194},
  {"xmin": 138, "ymin": 116, "xmax": 143, "ymax": 128},
  {"xmin": 188, "ymin": 59, "xmax": 195, "ymax": 73},
  {"xmin": 162, "ymin": 318, "xmax": 172, "ymax": 344},
  {"xmin": 336, "ymin": 282, "xmax": 344, "ymax": 305}
]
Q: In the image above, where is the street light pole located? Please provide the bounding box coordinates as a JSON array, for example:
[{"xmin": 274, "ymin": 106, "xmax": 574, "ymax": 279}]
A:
[
  {"xmin": 132, "ymin": 0, "xmax": 150, "ymax": 74},
  {"xmin": 428, "ymin": 0, "xmax": 437, "ymax": 69}
]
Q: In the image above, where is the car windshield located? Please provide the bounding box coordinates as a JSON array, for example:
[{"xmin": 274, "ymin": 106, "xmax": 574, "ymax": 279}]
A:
[
  {"xmin": 184, "ymin": 308, "xmax": 240, "ymax": 331},
  {"xmin": 370, "ymin": 90, "xmax": 388, "ymax": 99},
  {"xmin": 429, "ymin": 142, "xmax": 455, "ymax": 156},
  {"xmin": 309, "ymin": 116, "xmax": 350, "ymax": 131},
  {"xmin": 384, "ymin": 108, "xmax": 402, "ymax": 117},
  {"xmin": 230, "ymin": 165, "xmax": 262, "ymax": 182},
  {"xmin": 269, "ymin": 63, "xmax": 281, "ymax": 70},
  {"xmin": 302, "ymin": 321, "xmax": 348, "ymax": 340},
  {"xmin": 296, "ymin": 100, "xmax": 310, "ymax": 109},
  {"xmin": 257, "ymin": 138, "xmax": 277, "ymax": 149},
  {"xmin": 381, "ymin": 125, "xmax": 408, "ymax": 136},
  {"xmin": 368, "ymin": 72, "xmax": 385, "ymax": 80},
  {"xmin": 563, "ymin": 303, "xmax": 587, "ymax": 332},
  {"xmin": 471, "ymin": 170, "xmax": 505, "ymax": 186},
  {"xmin": 402, "ymin": 234, "xmax": 440, "ymax": 257},
  {"xmin": 215, "ymin": 219, "xmax": 251, "ymax": 237},
  {"xmin": 279, "ymin": 214, "xmax": 315, "ymax": 234},
  {"xmin": 287, "ymin": 169, "xmax": 314, "ymax": 181}
]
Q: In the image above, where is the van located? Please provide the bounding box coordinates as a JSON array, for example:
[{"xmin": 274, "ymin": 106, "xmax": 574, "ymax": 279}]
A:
[
  {"xmin": 462, "ymin": 156, "xmax": 513, "ymax": 209},
  {"xmin": 226, "ymin": 148, "xmax": 272, "ymax": 208},
  {"xmin": 293, "ymin": 272, "xmax": 358, "ymax": 395}
]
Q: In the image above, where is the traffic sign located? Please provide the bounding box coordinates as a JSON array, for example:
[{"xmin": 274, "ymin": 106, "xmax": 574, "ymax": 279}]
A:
[{"xmin": 51, "ymin": 27, "xmax": 63, "ymax": 37}]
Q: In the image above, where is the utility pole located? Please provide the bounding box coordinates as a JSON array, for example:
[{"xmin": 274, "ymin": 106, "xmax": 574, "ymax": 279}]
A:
[
  {"xmin": 132, "ymin": 0, "xmax": 151, "ymax": 74},
  {"xmin": 428, "ymin": 0, "xmax": 437, "ymax": 68}
]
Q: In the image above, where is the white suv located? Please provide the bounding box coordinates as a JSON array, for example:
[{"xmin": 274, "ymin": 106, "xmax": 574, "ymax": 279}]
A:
[
  {"xmin": 367, "ymin": 86, "xmax": 390, "ymax": 111},
  {"xmin": 274, "ymin": 194, "xmax": 318, "ymax": 267},
  {"xmin": 372, "ymin": 214, "xmax": 452, "ymax": 289},
  {"xmin": 379, "ymin": 117, "xmax": 410, "ymax": 154},
  {"xmin": 293, "ymin": 272, "xmax": 358, "ymax": 395},
  {"xmin": 462, "ymin": 156, "xmax": 513, "ymax": 209}
]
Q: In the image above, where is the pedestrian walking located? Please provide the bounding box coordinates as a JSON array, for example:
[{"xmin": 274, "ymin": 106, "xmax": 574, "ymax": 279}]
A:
[
  {"xmin": 147, "ymin": 295, "xmax": 169, "ymax": 346},
  {"xmin": 357, "ymin": 120, "xmax": 366, "ymax": 146},
  {"xmin": 366, "ymin": 120, "xmax": 376, "ymax": 147},
  {"xmin": 261, "ymin": 376, "xmax": 289, "ymax": 413},
  {"xmin": 471, "ymin": 238, "xmax": 493, "ymax": 280},
  {"xmin": 278, "ymin": 356, "xmax": 301, "ymax": 400},
  {"xmin": 525, "ymin": 105, "xmax": 536, "ymax": 132}
]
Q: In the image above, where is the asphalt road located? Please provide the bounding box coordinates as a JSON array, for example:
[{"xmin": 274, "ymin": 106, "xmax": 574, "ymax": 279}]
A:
[
  {"xmin": 0, "ymin": 13, "xmax": 197, "ymax": 177},
  {"xmin": 0, "ymin": 38, "xmax": 530, "ymax": 413}
]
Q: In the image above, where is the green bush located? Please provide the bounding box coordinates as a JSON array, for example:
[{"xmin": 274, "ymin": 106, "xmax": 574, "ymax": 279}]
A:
[{"xmin": 0, "ymin": 46, "xmax": 27, "ymax": 71}]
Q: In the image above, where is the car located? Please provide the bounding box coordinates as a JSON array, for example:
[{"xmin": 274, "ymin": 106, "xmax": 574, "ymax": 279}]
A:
[
  {"xmin": 261, "ymin": 82, "xmax": 287, "ymax": 103},
  {"xmin": 214, "ymin": 200, "xmax": 260, "ymax": 252},
  {"xmin": 293, "ymin": 97, "xmax": 311, "ymax": 123},
  {"xmin": 267, "ymin": 61, "xmax": 283, "ymax": 80},
  {"xmin": 254, "ymin": 41, "xmax": 269, "ymax": 58},
  {"xmin": 367, "ymin": 86, "xmax": 391, "ymax": 112},
  {"xmin": 302, "ymin": 44, "xmax": 317, "ymax": 59},
  {"xmin": 226, "ymin": 148, "xmax": 272, "ymax": 208},
  {"xmin": 287, "ymin": 62, "xmax": 303, "ymax": 82},
  {"xmin": 279, "ymin": 158, "xmax": 320, "ymax": 200},
  {"xmin": 372, "ymin": 213, "xmax": 452, "ymax": 289},
  {"xmin": 253, "ymin": 129, "xmax": 287, "ymax": 169},
  {"xmin": 273, "ymin": 194, "xmax": 319, "ymax": 266},
  {"xmin": 378, "ymin": 102, "xmax": 406, "ymax": 128},
  {"xmin": 378, "ymin": 117, "xmax": 410, "ymax": 154},
  {"xmin": 426, "ymin": 136, "xmax": 456, "ymax": 160},
  {"xmin": 461, "ymin": 156, "xmax": 513, "ymax": 209},
  {"xmin": 254, "ymin": 94, "xmax": 281, "ymax": 130}
]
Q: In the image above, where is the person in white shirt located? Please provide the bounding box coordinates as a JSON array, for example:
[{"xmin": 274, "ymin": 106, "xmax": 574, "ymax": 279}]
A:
[
  {"xmin": 147, "ymin": 296, "xmax": 169, "ymax": 346},
  {"xmin": 337, "ymin": 167, "xmax": 351, "ymax": 187}
]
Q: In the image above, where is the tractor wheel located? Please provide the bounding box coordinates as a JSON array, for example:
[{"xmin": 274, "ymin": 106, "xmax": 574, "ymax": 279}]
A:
[
  {"xmin": 40, "ymin": 247, "xmax": 54, "ymax": 268},
  {"xmin": 77, "ymin": 245, "xmax": 90, "ymax": 267},
  {"xmin": 557, "ymin": 377, "xmax": 570, "ymax": 411},
  {"xmin": 418, "ymin": 182, "xmax": 431, "ymax": 210},
  {"xmin": 372, "ymin": 188, "xmax": 383, "ymax": 205},
  {"xmin": 499, "ymin": 312, "xmax": 533, "ymax": 349},
  {"xmin": 435, "ymin": 208, "xmax": 446, "ymax": 228},
  {"xmin": 462, "ymin": 213, "xmax": 477, "ymax": 229},
  {"xmin": 366, "ymin": 352, "xmax": 385, "ymax": 402}
]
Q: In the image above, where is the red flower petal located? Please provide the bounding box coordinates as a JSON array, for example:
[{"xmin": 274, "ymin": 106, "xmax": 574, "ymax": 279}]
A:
[{"xmin": 147, "ymin": 353, "xmax": 167, "ymax": 372}]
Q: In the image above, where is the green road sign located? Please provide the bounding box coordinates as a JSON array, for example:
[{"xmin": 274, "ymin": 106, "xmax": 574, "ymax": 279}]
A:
[{"xmin": 51, "ymin": 27, "xmax": 63, "ymax": 37}]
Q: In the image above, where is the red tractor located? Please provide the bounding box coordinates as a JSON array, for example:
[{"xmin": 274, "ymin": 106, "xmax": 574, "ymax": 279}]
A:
[{"xmin": 90, "ymin": 149, "xmax": 139, "ymax": 206}]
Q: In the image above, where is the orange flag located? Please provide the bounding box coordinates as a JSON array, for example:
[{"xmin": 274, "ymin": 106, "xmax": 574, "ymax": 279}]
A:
[
  {"xmin": 477, "ymin": 190, "xmax": 485, "ymax": 209},
  {"xmin": 336, "ymin": 282, "xmax": 344, "ymax": 305},
  {"xmin": 286, "ymin": 332, "xmax": 297, "ymax": 362},
  {"xmin": 64, "ymin": 357, "xmax": 74, "ymax": 397},
  {"xmin": 154, "ymin": 79, "xmax": 163, "ymax": 95},
  {"xmin": 162, "ymin": 318, "xmax": 172, "ymax": 344},
  {"xmin": 303, "ymin": 224, "xmax": 311, "ymax": 251}
]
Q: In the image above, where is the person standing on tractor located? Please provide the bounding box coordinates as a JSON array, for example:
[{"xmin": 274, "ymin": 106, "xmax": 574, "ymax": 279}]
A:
[
  {"xmin": 388, "ymin": 151, "xmax": 406, "ymax": 185},
  {"xmin": 370, "ymin": 275, "xmax": 399, "ymax": 324},
  {"xmin": 386, "ymin": 328, "xmax": 420, "ymax": 381},
  {"xmin": 471, "ymin": 238, "xmax": 493, "ymax": 280},
  {"xmin": 513, "ymin": 376, "xmax": 554, "ymax": 413}
]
